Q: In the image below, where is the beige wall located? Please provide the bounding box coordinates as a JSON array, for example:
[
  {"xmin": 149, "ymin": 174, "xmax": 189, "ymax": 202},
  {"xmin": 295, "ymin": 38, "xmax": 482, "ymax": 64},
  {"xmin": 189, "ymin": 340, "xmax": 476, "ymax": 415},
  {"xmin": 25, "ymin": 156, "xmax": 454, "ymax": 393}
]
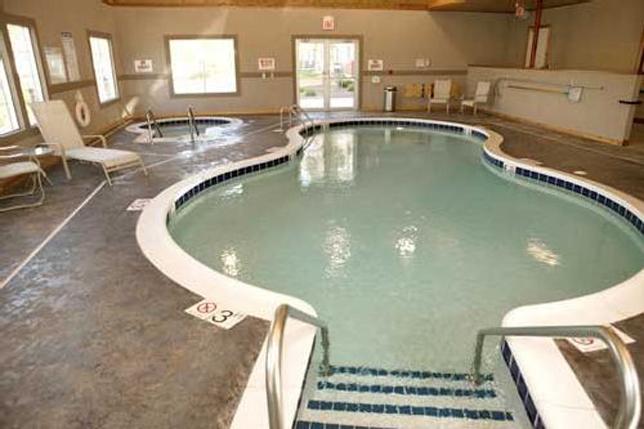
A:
[
  {"xmin": 503, "ymin": 0, "xmax": 644, "ymax": 72},
  {"xmin": 469, "ymin": 66, "xmax": 642, "ymax": 143},
  {"xmin": 113, "ymin": 7, "xmax": 516, "ymax": 114},
  {"xmin": 2, "ymin": 0, "xmax": 126, "ymax": 148}
]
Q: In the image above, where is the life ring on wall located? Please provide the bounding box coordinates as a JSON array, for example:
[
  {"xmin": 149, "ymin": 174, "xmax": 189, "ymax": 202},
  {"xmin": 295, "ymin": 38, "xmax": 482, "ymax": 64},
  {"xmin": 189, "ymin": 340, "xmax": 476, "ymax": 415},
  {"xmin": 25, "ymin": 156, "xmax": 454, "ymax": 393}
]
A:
[{"xmin": 75, "ymin": 100, "xmax": 91, "ymax": 128}]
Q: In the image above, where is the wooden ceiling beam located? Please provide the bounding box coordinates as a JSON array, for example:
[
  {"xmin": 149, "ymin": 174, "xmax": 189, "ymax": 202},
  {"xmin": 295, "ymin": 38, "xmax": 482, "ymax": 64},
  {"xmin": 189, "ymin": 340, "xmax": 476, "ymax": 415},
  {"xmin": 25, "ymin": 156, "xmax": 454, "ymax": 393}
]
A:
[{"xmin": 102, "ymin": 0, "xmax": 591, "ymax": 12}]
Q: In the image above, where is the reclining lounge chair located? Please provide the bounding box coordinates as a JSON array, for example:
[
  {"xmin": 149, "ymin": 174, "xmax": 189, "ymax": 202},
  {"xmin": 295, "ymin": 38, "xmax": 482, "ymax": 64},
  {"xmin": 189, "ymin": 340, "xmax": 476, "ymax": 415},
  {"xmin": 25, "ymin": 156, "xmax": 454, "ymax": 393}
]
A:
[{"xmin": 31, "ymin": 100, "xmax": 147, "ymax": 186}]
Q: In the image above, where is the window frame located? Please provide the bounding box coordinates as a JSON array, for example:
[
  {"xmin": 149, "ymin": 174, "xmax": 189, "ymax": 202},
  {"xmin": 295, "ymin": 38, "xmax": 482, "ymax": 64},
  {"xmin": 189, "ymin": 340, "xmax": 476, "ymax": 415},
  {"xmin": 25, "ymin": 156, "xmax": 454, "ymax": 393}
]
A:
[
  {"xmin": 0, "ymin": 13, "xmax": 48, "ymax": 140},
  {"xmin": 164, "ymin": 34, "xmax": 241, "ymax": 98},
  {"xmin": 0, "ymin": 44, "xmax": 22, "ymax": 137},
  {"xmin": 87, "ymin": 30, "xmax": 120, "ymax": 107}
]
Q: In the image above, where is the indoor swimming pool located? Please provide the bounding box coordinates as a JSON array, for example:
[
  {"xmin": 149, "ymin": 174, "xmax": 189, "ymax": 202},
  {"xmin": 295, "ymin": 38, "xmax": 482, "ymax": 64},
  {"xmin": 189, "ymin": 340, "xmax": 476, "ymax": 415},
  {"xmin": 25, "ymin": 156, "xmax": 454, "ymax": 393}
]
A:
[{"xmin": 168, "ymin": 124, "xmax": 644, "ymax": 370}]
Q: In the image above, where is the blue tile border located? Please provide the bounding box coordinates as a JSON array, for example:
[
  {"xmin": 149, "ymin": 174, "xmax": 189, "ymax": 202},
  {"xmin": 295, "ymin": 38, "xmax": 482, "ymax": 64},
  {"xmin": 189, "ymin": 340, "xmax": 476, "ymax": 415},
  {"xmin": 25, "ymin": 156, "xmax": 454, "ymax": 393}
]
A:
[
  {"xmin": 481, "ymin": 148, "xmax": 644, "ymax": 237},
  {"xmin": 172, "ymin": 154, "xmax": 291, "ymax": 212},
  {"xmin": 501, "ymin": 340, "xmax": 545, "ymax": 429},
  {"xmin": 318, "ymin": 118, "xmax": 469, "ymax": 136}
]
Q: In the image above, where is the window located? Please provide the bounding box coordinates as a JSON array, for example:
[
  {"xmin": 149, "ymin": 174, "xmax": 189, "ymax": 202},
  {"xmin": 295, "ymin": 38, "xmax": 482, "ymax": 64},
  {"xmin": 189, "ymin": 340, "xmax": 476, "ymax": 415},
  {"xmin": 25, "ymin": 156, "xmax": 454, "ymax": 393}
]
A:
[
  {"xmin": 89, "ymin": 34, "xmax": 118, "ymax": 104},
  {"xmin": 524, "ymin": 26, "xmax": 551, "ymax": 69},
  {"xmin": 167, "ymin": 37, "xmax": 238, "ymax": 95},
  {"xmin": 7, "ymin": 23, "xmax": 46, "ymax": 126},
  {"xmin": 0, "ymin": 53, "xmax": 20, "ymax": 135}
]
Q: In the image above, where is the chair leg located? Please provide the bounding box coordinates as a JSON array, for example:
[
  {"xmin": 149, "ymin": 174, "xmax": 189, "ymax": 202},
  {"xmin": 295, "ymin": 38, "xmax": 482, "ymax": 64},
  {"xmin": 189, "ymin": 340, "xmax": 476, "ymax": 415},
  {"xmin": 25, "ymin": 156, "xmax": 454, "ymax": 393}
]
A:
[
  {"xmin": 61, "ymin": 156, "xmax": 72, "ymax": 180},
  {"xmin": 102, "ymin": 165, "xmax": 113, "ymax": 186},
  {"xmin": 0, "ymin": 172, "xmax": 45, "ymax": 212},
  {"xmin": 139, "ymin": 158, "xmax": 148, "ymax": 176}
]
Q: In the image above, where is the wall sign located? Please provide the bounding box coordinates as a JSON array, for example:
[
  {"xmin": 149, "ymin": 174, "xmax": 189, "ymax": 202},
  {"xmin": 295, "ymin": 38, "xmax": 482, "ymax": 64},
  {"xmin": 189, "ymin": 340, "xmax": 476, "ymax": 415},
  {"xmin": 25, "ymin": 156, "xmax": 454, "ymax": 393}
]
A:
[
  {"xmin": 44, "ymin": 46, "xmax": 67, "ymax": 84},
  {"xmin": 134, "ymin": 59, "xmax": 153, "ymax": 73},
  {"xmin": 61, "ymin": 32, "xmax": 80, "ymax": 82},
  {"xmin": 258, "ymin": 57, "xmax": 276, "ymax": 71},
  {"xmin": 367, "ymin": 59, "xmax": 384, "ymax": 71},
  {"xmin": 322, "ymin": 15, "xmax": 335, "ymax": 31}
]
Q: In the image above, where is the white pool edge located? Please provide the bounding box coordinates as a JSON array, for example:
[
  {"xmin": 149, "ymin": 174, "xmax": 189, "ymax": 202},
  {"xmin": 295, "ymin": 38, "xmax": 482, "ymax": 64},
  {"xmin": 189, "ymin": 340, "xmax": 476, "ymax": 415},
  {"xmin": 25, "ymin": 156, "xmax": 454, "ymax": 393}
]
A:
[{"xmin": 135, "ymin": 117, "xmax": 644, "ymax": 429}]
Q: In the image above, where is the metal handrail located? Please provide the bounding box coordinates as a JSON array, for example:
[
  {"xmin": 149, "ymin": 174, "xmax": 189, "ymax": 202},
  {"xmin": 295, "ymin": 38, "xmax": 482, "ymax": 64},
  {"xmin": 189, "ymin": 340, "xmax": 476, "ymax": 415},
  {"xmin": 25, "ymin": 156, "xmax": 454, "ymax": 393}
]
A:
[
  {"xmin": 145, "ymin": 109, "xmax": 163, "ymax": 142},
  {"xmin": 187, "ymin": 105, "xmax": 200, "ymax": 142},
  {"xmin": 266, "ymin": 304, "xmax": 331, "ymax": 429},
  {"xmin": 471, "ymin": 325, "xmax": 641, "ymax": 429},
  {"xmin": 291, "ymin": 104, "xmax": 314, "ymax": 130},
  {"xmin": 290, "ymin": 105, "xmax": 317, "ymax": 150},
  {"xmin": 277, "ymin": 105, "xmax": 293, "ymax": 132}
]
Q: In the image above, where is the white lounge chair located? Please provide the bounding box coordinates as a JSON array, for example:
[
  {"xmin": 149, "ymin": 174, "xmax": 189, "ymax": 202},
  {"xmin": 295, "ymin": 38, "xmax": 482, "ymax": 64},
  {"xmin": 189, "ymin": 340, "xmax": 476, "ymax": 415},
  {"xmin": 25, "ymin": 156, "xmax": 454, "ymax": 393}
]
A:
[
  {"xmin": 0, "ymin": 146, "xmax": 46, "ymax": 212},
  {"xmin": 461, "ymin": 81, "xmax": 491, "ymax": 115},
  {"xmin": 428, "ymin": 79, "xmax": 452, "ymax": 113},
  {"xmin": 31, "ymin": 100, "xmax": 147, "ymax": 186}
]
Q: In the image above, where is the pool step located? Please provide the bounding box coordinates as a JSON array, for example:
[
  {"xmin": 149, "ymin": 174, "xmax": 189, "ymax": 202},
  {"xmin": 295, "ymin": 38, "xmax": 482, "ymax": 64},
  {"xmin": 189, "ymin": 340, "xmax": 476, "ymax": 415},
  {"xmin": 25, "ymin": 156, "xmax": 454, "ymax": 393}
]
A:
[{"xmin": 296, "ymin": 365, "xmax": 516, "ymax": 429}]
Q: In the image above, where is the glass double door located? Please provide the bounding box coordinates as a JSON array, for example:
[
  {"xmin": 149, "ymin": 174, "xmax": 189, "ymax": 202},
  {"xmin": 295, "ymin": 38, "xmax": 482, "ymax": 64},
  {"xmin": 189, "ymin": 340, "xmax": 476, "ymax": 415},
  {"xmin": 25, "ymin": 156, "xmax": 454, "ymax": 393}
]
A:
[{"xmin": 295, "ymin": 38, "xmax": 359, "ymax": 111}]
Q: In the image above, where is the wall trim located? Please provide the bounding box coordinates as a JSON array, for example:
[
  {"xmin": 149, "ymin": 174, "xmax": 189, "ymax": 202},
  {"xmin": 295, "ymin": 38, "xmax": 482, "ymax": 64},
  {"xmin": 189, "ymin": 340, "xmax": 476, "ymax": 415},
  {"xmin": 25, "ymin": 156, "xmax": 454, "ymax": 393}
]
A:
[
  {"xmin": 361, "ymin": 69, "xmax": 467, "ymax": 76},
  {"xmin": 49, "ymin": 80, "xmax": 96, "ymax": 94}
]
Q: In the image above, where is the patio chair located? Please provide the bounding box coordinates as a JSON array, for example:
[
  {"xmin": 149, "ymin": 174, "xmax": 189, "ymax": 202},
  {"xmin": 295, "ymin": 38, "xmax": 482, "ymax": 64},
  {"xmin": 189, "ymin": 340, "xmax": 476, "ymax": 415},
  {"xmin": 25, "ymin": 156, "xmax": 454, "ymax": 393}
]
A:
[
  {"xmin": 461, "ymin": 81, "xmax": 491, "ymax": 115},
  {"xmin": 31, "ymin": 100, "xmax": 147, "ymax": 186},
  {"xmin": 0, "ymin": 146, "xmax": 45, "ymax": 212},
  {"xmin": 428, "ymin": 79, "xmax": 453, "ymax": 113}
]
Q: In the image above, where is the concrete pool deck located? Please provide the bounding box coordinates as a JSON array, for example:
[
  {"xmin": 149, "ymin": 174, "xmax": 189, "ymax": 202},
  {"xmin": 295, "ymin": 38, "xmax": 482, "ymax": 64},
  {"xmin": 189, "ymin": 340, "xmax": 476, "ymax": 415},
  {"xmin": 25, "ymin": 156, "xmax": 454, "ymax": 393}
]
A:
[{"xmin": 0, "ymin": 111, "xmax": 642, "ymax": 428}]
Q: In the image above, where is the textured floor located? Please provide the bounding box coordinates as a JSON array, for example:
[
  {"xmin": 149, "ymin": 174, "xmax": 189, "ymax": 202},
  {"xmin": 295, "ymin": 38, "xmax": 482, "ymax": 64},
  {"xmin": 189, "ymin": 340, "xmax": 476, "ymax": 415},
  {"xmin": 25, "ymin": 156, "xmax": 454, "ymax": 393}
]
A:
[
  {"xmin": 0, "ymin": 111, "xmax": 642, "ymax": 428},
  {"xmin": 557, "ymin": 315, "xmax": 644, "ymax": 428}
]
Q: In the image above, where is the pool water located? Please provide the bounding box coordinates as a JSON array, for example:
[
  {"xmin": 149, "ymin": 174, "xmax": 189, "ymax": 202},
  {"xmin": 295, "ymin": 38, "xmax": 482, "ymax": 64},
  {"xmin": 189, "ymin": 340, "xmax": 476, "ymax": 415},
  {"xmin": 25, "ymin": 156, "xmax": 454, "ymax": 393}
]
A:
[{"xmin": 169, "ymin": 126, "xmax": 643, "ymax": 370}]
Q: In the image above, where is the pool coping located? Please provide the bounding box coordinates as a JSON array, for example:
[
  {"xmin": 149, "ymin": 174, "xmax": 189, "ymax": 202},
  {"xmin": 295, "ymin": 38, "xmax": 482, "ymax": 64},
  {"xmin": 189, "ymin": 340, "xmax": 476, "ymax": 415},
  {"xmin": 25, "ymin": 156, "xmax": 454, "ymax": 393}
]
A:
[
  {"xmin": 125, "ymin": 116, "xmax": 243, "ymax": 144},
  {"xmin": 136, "ymin": 117, "xmax": 643, "ymax": 429}
]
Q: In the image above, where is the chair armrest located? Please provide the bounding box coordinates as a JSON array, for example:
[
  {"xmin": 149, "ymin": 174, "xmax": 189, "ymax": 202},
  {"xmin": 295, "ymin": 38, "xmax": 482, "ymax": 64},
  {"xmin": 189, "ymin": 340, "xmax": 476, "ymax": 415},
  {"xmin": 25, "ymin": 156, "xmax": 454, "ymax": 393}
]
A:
[
  {"xmin": 0, "ymin": 145, "xmax": 21, "ymax": 152},
  {"xmin": 0, "ymin": 152, "xmax": 28, "ymax": 161},
  {"xmin": 38, "ymin": 142, "xmax": 66, "ymax": 158},
  {"xmin": 82, "ymin": 134, "xmax": 107, "ymax": 148}
]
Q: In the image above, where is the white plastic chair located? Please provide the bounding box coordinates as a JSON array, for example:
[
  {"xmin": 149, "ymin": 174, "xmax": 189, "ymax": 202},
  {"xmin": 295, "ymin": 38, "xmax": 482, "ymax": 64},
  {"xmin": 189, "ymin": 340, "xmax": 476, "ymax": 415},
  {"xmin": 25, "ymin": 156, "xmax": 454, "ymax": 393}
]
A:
[
  {"xmin": 31, "ymin": 100, "xmax": 147, "ymax": 186},
  {"xmin": 461, "ymin": 81, "xmax": 491, "ymax": 115},
  {"xmin": 0, "ymin": 146, "xmax": 46, "ymax": 212},
  {"xmin": 428, "ymin": 79, "xmax": 453, "ymax": 113}
]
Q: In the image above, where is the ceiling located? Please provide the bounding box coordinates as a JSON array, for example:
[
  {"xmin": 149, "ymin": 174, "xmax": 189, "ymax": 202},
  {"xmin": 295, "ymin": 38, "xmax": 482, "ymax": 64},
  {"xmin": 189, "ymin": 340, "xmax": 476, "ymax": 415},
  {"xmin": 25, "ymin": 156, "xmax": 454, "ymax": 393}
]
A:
[{"xmin": 102, "ymin": 0, "xmax": 592, "ymax": 12}]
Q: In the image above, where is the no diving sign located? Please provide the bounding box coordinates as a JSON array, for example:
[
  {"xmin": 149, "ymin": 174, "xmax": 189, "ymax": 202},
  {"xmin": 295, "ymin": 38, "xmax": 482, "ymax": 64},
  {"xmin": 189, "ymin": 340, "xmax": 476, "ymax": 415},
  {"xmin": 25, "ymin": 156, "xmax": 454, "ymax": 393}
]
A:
[{"xmin": 185, "ymin": 299, "xmax": 246, "ymax": 330}]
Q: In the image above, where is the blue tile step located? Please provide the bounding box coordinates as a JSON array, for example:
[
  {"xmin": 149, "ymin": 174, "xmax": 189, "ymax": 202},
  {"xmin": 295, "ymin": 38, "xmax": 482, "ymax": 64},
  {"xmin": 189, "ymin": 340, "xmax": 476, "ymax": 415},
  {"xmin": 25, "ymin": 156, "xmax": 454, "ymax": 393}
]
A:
[
  {"xmin": 307, "ymin": 400, "xmax": 513, "ymax": 422},
  {"xmin": 317, "ymin": 380, "xmax": 497, "ymax": 399},
  {"xmin": 297, "ymin": 365, "xmax": 518, "ymax": 428},
  {"xmin": 327, "ymin": 365, "xmax": 494, "ymax": 382},
  {"xmin": 295, "ymin": 421, "xmax": 393, "ymax": 429}
]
